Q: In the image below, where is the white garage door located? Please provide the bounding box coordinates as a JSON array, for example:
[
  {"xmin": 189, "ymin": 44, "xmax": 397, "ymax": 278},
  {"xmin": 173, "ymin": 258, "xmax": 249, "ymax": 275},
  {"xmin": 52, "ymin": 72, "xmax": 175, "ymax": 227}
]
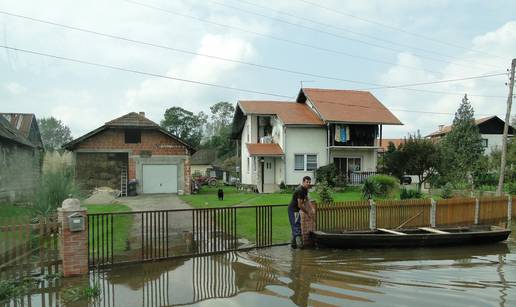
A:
[{"xmin": 142, "ymin": 164, "xmax": 178, "ymax": 194}]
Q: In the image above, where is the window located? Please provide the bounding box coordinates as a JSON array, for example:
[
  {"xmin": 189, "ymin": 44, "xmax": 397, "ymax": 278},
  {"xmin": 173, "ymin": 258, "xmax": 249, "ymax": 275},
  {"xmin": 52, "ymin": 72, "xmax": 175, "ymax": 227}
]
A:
[
  {"xmin": 294, "ymin": 155, "xmax": 305, "ymax": 171},
  {"xmin": 247, "ymin": 157, "xmax": 250, "ymax": 174},
  {"xmin": 348, "ymin": 158, "xmax": 361, "ymax": 172},
  {"xmin": 252, "ymin": 157, "xmax": 256, "ymax": 173},
  {"xmin": 306, "ymin": 155, "xmax": 317, "ymax": 171},
  {"xmin": 125, "ymin": 129, "xmax": 141, "ymax": 144},
  {"xmin": 294, "ymin": 154, "xmax": 318, "ymax": 171},
  {"xmin": 482, "ymin": 138, "xmax": 488, "ymax": 148}
]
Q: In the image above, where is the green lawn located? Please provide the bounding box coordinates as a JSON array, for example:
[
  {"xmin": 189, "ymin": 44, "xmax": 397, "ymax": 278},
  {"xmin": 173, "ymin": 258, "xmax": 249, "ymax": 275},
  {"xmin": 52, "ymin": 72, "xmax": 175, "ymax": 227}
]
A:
[
  {"xmin": 0, "ymin": 204, "xmax": 33, "ymax": 223},
  {"xmin": 84, "ymin": 204, "xmax": 132, "ymax": 254},
  {"xmin": 180, "ymin": 186, "xmax": 369, "ymax": 243}
]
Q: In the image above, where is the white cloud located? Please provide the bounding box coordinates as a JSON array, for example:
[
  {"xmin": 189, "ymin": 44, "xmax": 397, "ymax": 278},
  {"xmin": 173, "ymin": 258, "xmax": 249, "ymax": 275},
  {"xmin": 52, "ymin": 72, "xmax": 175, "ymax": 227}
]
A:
[
  {"xmin": 377, "ymin": 20, "xmax": 516, "ymax": 138},
  {"xmin": 124, "ymin": 33, "xmax": 256, "ymax": 119},
  {"xmin": 3, "ymin": 82, "xmax": 27, "ymax": 95}
]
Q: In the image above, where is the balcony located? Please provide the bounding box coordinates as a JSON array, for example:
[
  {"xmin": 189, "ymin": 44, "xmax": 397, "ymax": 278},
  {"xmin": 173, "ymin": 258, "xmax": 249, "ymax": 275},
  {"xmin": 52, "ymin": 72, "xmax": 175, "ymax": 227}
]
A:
[{"xmin": 328, "ymin": 124, "xmax": 379, "ymax": 147}]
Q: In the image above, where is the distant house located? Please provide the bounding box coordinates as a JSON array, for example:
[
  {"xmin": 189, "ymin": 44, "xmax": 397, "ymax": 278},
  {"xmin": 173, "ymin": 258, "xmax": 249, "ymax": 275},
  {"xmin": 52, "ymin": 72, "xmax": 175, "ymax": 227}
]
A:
[
  {"xmin": 231, "ymin": 88, "xmax": 402, "ymax": 193},
  {"xmin": 0, "ymin": 113, "xmax": 43, "ymax": 202},
  {"xmin": 63, "ymin": 112, "xmax": 195, "ymax": 195},
  {"xmin": 377, "ymin": 138, "xmax": 406, "ymax": 154},
  {"xmin": 426, "ymin": 116, "xmax": 515, "ymax": 155},
  {"xmin": 191, "ymin": 149, "xmax": 217, "ymax": 175}
]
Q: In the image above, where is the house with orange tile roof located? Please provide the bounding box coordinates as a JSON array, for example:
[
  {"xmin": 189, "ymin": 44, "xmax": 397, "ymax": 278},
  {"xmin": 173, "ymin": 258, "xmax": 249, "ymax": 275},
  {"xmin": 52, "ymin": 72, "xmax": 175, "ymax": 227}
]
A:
[
  {"xmin": 231, "ymin": 88, "xmax": 402, "ymax": 193},
  {"xmin": 426, "ymin": 116, "xmax": 515, "ymax": 155}
]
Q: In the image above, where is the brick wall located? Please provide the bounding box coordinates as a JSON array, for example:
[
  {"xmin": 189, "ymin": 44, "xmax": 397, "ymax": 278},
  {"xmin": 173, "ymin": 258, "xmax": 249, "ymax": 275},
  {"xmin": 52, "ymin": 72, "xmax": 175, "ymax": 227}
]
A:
[{"xmin": 75, "ymin": 129, "xmax": 188, "ymax": 156}]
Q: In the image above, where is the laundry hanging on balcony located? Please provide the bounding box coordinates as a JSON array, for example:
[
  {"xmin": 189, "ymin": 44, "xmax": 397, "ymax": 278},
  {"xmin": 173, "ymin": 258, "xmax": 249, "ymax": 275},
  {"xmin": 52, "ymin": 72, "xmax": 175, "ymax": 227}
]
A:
[{"xmin": 334, "ymin": 125, "xmax": 350, "ymax": 143}]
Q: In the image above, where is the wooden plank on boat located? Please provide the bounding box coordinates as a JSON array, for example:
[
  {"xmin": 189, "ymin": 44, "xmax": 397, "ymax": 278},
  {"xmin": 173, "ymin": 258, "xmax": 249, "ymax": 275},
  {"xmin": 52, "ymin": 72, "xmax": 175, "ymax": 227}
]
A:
[
  {"xmin": 418, "ymin": 227, "xmax": 450, "ymax": 234},
  {"xmin": 377, "ymin": 228, "xmax": 407, "ymax": 235}
]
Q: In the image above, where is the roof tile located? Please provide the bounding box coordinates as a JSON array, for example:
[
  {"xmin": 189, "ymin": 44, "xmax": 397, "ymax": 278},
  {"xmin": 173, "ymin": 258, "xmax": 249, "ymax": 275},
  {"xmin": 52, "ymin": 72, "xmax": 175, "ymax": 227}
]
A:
[
  {"xmin": 238, "ymin": 101, "xmax": 324, "ymax": 125},
  {"xmin": 246, "ymin": 143, "xmax": 284, "ymax": 156}
]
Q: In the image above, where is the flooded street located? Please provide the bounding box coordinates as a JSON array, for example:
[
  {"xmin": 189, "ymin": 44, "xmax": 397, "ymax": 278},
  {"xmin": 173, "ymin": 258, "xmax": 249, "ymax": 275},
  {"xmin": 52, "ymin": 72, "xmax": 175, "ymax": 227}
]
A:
[{"xmin": 55, "ymin": 222, "xmax": 516, "ymax": 307}]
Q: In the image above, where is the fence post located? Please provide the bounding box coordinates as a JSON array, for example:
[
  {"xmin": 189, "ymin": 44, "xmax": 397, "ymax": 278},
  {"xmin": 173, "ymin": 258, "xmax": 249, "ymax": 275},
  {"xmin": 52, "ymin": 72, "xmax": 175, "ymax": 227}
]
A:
[
  {"xmin": 57, "ymin": 198, "xmax": 88, "ymax": 277},
  {"xmin": 369, "ymin": 199, "xmax": 376, "ymax": 230},
  {"xmin": 474, "ymin": 198, "xmax": 480, "ymax": 225},
  {"xmin": 301, "ymin": 201, "xmax": 316, "ymax": 247},
  {"xmin": 508, "ymin": 196, "xmax": 512, "ymax": 229},
  {"xmin": 430, "ymin": 199, "xmax": 436, "ymax": 228}
]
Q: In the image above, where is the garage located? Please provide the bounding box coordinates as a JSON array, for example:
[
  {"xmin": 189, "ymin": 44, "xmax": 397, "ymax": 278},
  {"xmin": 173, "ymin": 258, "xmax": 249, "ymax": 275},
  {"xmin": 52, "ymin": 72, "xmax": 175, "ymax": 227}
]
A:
[{"xmin": 142, "ymin": 164, "xmax": 178, "ymax": 194}]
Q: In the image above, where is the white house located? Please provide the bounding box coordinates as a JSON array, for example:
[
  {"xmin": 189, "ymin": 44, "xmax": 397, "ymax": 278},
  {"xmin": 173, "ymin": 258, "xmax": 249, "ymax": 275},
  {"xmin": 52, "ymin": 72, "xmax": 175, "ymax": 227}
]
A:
[
  {"xmin": 426, "ymin": 116, "xmax": 515, "ymax": 155},
  {"xmin": 231, "ymin": 88, "xmax": 403, "ymax": 193}
]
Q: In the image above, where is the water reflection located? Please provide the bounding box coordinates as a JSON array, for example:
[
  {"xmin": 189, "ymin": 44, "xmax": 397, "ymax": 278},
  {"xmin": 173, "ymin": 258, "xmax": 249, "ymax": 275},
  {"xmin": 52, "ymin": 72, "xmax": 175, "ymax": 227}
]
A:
[{"xmin": 5, "ymin": 225, "xmax": 515, "ymax": 307}]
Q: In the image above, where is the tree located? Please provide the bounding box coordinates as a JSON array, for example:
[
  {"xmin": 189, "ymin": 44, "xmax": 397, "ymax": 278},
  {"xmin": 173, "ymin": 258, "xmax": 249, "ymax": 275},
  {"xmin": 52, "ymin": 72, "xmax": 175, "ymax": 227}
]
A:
[
  {"xmin": 382, "ymin": 141, "xmax": 405, "ymax": 179},
  {"xmin": 209, "ymin": 102, "xmax": 234, "ymax": 133},
  {"xmin": 161, "ymin": 107, "xmax": 205, "ymax": 148},
  {"xmin": 37, "ymin": 117, "xmax": 73, "ymax": 151},
  {"xmin": 402, "ymin": 133, "xmax": 440, "ymax": 190},
  {"xmin": 439, "ymin": 94, "xmax": 484, "ymax": 185},
  {"xmin": 202, "ymin": 102, "xmax": 236, "ymax": 158}
]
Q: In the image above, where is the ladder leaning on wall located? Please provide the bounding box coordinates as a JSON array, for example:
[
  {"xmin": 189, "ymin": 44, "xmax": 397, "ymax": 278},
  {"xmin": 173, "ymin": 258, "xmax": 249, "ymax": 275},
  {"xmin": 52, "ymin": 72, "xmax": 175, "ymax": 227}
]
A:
[{"xmin": 120, "ymin": 165, "xmax": 128, "ymax": 197}]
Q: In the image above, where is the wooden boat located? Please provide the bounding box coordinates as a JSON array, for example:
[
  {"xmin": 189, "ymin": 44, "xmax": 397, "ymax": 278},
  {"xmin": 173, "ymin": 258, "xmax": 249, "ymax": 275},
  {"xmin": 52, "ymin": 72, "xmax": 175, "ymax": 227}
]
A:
[{"xmin": 310, "ymin": 225, "xmax": 511, "ymax": 248}]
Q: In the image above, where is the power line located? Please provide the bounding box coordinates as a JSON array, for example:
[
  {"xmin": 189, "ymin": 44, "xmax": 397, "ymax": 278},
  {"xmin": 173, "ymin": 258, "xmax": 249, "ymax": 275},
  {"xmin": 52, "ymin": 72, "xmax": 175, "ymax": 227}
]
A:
[
  {"xmin": 122, "ymin": 0, "xmax": 448, "ymax": 75},
  {"xmin": 206, "ymin": 0, "xmax": 499, "ymax": 71},
  {"xmin": 0, "ymin": 44, "xmax": 503, "ymax": 117},
  {"xmin": 233, "ymin": 0, "xmax": 499, "ymax": 70},
  {"xmin": 0, "ymin": 10, "xmax": 506, "ymax": 99},
  {"xmin": 297, "ymin": 0, "xmax": 507, "ymax": 61},
  {"xmin": 0, "ymin": 45, "xmax": 293, "ymax": 98}
]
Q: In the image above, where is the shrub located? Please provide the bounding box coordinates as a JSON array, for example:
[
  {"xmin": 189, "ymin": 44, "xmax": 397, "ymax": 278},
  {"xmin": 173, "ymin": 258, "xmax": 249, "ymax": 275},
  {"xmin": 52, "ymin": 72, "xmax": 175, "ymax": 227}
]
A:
[
  {"xmin": 33, "ymin": 166, "xmax": 78, "ymax": 218},
  {"xmin": 279, "ymin": 181, "xmax": 286, "ymax": 190},
  {"xmin": 400, "ymin": 187, "xmax": 422, "ymax": 199},
  {"xmin": 362, "ymin": 178, "xmax": 380, "ymax": 199},
  {"xmin": 315, "ymin": 164, "xmax": 338, "ymax": 187},
  {"xmin": 441, "ymin": 183, "xmax": 453, "ymax": 199},
  {"xmin": 316, "ymin": 181, "xmax": 333, "ymax": 204},
  {"xmin": 369, "ymin": 175, "xmax": 398, "ymax": 197},
  {"xmin": 507, "ymin": 182, "xmax": 516, "ymax": 195}
]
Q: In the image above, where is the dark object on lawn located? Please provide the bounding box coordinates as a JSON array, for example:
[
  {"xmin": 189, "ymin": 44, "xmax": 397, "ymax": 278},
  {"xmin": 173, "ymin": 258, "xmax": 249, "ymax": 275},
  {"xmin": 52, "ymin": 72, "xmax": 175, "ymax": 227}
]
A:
[
  {"xmin": 311, "ymin": 225, "xmax": 511, "ymax": 248},
  {"xmin": 191, "ymin": 180, "xmax": 200, "ymax": 194},
  {"xmin": 218, "ymin": 189, "xmax": 224, "ymax": 201},
  {"xmin": 128, "ymin": 179, "xmax": 138, "ymax": 196}
]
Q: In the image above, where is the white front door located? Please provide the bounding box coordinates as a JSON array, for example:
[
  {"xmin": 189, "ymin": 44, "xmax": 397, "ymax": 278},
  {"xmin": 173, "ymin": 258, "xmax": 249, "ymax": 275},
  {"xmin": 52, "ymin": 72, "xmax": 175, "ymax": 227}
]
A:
[
  {"xmin": 263, "ymin": 158, "xmax": 275, "ymax": 184},
  {"xmin": 142, "ymin": 164, "xmax": 178, "ymax": 194}
]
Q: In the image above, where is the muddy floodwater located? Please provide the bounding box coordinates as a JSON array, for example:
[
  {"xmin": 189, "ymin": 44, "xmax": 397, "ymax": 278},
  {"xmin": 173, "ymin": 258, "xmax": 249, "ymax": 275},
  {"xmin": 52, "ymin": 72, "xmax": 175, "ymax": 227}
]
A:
[{"xmin": 47, "ymin": 223, "xmax": 516, "ymax": 306}]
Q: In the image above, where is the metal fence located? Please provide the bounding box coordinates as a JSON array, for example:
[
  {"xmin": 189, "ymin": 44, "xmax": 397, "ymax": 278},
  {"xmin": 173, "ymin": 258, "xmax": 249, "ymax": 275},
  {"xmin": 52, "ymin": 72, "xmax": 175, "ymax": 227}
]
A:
[{"xmin": 87, "ymin": 205, "xmax": 290, "ymax": 268}]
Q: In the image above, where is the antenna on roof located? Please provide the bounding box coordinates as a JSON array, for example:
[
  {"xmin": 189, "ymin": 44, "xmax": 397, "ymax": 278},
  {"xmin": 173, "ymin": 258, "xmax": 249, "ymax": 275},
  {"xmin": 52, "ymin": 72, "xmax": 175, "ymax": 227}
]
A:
[{"xmin": 300, "ymin": 80, "xmax": 316, "ymax": 88}]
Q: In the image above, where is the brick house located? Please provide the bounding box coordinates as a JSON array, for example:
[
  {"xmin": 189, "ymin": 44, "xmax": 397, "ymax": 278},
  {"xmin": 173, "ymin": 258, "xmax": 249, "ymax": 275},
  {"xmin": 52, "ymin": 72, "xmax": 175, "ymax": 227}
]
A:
[{"xmin": 63, "ymin": 112, "xmax": 194, "ymax": 195}]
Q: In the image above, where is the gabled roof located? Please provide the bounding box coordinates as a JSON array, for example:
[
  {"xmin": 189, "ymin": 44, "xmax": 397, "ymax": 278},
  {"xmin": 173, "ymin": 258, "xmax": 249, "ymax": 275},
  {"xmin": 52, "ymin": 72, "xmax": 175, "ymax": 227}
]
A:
[
  {"xmin": 105, "ymin": 112, "xmax": 159, "ymax": 128},
  {"xmin": 63, "ymin": 112, "xmax": 194, "ymax": 152},
  {"xmin": 191, "ymin": 149, "xmax": 217, "ymax": 165},
  {"xmin": 297, "ymin": 88, "xmax": 403, "ymax": 125},
  {"xmin": 426, "ymin": 115, "xmax": 514, "ymax": 138},
  {"xmin": 246, "ymin": 143, "xmax": 284, "ymax": 156},
  {"xmin": 0, "ymin": 115, "xmax": 35, "ymax": 148},
  {"xmin": 0, "ymin": 113, "xmax": 43, "ymax": 148},
  {"xmin": 238, "ymin": 100, "xmax": 324, "ymax": 125}
]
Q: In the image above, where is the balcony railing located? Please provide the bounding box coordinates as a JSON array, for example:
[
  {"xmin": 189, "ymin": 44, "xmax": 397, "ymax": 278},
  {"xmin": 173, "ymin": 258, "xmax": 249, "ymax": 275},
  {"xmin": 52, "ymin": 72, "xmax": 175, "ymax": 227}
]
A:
[{"xmin": 345, "ymin": 171, "xmax": 378, "ymax": 185}]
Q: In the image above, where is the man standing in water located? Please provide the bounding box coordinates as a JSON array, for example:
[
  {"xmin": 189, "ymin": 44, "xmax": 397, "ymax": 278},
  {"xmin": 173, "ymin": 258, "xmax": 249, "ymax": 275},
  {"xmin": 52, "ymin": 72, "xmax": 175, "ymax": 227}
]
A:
[{"xmin": 288, "ymin": 176, "xmax": 313, "ymax": 249}]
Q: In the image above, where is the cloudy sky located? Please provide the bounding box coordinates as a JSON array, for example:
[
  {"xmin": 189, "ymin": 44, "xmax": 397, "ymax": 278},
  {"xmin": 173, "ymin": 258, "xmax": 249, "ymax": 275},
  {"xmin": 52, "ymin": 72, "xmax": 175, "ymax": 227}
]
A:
[{"xmin": 1, "ymin": 0, "xmax": 515, "ymax": 138}]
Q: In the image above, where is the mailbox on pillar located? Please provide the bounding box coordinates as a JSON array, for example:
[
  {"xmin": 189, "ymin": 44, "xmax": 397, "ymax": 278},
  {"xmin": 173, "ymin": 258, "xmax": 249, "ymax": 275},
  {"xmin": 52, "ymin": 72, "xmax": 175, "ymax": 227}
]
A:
[{"xmin": 68, "ymin": 213, "xmax": 85, "ymax": 232}]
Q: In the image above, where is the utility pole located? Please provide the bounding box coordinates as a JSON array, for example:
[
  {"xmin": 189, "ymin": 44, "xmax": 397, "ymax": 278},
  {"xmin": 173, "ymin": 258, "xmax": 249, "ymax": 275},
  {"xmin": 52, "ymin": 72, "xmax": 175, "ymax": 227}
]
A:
[{"xmin": 496, "ymin": 58, "xmax": 516, "ymax": 196}]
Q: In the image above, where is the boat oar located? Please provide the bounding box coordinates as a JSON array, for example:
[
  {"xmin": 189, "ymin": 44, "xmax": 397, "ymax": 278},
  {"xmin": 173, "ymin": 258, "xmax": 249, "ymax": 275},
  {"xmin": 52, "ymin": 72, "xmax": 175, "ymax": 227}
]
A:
[{"xmin": 395, "ymin": 210, "xmax": 424, "ymax": 230}]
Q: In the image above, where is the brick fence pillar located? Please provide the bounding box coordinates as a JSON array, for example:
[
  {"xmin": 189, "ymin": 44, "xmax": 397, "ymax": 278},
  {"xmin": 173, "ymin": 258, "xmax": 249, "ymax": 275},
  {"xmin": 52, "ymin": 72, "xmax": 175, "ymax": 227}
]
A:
[
  {"xmin": 58, "ymin": 198, "xmax": 88, "ymax": 277},
  {"xmin": 300, "ymin": 200, "xmax": 316, "ymax": 247},
  {"xmin": 184, "ymin": 158, "xmax": 191, "ymax": 195}
]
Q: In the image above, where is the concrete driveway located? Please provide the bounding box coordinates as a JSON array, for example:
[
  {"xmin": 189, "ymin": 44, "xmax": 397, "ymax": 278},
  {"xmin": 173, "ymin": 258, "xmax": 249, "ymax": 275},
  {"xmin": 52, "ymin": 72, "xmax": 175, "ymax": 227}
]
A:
[{"xmin": 117, "ymin": 193, "xmax": 192, "ymax": 211}]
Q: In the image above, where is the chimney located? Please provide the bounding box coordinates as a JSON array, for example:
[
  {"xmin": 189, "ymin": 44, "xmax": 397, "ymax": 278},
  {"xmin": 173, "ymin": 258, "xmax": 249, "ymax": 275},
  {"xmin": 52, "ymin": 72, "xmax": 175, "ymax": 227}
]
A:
[
  {"xmin": 139, "ymin": 112, "xmax": 145, "ymax": 117},
  {"xmin": 438, "ymin": 125, "xmax": 444, "ymax": 131}
]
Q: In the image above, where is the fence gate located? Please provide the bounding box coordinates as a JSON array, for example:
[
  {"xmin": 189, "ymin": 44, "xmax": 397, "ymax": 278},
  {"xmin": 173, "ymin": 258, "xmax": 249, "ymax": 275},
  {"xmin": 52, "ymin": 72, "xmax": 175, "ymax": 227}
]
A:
[{"xmin": 88, "ymin": 205, "xmax": 289, "ymax": 268}]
